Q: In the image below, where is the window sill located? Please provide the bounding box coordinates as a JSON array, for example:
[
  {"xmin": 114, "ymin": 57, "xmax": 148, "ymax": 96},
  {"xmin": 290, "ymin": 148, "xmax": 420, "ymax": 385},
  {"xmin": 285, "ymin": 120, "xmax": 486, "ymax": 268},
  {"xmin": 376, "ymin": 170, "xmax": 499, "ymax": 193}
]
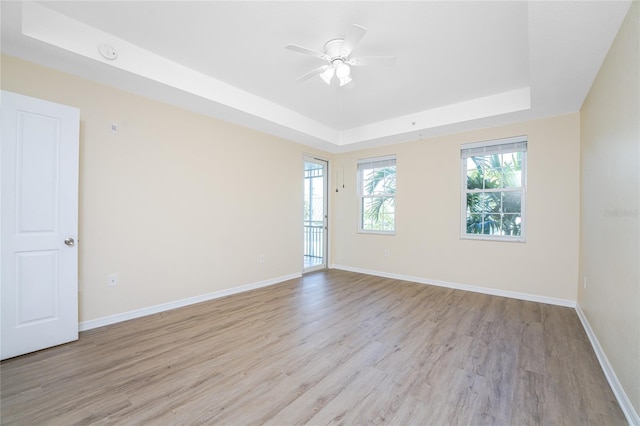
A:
[
  {"xmin": 461, "ymin": 235, "xmax": 526, "ymax": 243},
  {"xmin": 358, "ymin": 230, "xmax": 396, "ymax": 236}
]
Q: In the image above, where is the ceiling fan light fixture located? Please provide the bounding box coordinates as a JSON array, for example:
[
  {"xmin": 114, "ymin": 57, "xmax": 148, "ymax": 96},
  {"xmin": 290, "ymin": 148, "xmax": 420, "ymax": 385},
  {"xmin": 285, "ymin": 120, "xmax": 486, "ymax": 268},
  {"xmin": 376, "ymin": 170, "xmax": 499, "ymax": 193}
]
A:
[
  {"xmin": 335, "ymin": 62, "xmax": 351, "ymax": 86},
  {"xmin": 335, "ymin": 62, "xmax": 350, "ymax": 79},
  {"xmin": 320, "ymin": 67, "xmax": 335, "ymax": 85},
  {"xmin": 338, "ymin": 75, "xmax": 352, "ymax": 87}
]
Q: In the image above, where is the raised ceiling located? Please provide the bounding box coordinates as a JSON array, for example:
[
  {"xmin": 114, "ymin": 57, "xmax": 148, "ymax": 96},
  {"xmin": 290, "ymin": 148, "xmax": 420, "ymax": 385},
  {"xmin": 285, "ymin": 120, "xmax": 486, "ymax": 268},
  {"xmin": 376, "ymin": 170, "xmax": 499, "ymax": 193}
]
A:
[{"xmin": 0, "ymin": 1, "xmax": 631, "ymax": 152}]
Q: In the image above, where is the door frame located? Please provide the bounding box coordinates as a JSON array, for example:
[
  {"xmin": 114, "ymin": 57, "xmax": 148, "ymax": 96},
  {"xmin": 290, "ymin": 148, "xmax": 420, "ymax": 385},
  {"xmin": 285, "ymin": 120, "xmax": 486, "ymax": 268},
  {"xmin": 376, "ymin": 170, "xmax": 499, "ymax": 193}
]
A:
[{"xmin": 303, "ymin": 155, "xmax": 329, "ymax": 273}]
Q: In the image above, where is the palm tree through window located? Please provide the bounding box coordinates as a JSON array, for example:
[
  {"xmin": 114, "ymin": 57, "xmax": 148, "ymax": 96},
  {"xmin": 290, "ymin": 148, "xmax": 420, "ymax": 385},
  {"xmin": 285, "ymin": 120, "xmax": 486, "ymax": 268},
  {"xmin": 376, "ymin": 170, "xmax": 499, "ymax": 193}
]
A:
[
  {"xmin": 461, "ymin": 137, "xmax": 527, "ymax": 241},
  {"xmin": 357, "ymin": 156, "xmax": 396, "ymax": 233}
]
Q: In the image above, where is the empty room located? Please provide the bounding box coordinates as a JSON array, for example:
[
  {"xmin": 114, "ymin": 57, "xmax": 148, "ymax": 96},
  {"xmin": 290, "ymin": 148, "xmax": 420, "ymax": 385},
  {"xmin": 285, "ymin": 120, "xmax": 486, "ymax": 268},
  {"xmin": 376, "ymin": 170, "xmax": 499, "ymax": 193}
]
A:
[{"xmin": 1, "ymin": 1, "xmax": 638, "ymax": 424}]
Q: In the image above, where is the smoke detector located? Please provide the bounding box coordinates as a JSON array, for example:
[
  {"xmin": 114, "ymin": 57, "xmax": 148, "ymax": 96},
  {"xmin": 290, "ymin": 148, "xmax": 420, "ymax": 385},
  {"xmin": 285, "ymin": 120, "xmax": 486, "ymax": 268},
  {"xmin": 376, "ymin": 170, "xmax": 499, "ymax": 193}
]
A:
[{"xmin": 98, "ymin": 43, "xmax": 118, "ymax": 60}]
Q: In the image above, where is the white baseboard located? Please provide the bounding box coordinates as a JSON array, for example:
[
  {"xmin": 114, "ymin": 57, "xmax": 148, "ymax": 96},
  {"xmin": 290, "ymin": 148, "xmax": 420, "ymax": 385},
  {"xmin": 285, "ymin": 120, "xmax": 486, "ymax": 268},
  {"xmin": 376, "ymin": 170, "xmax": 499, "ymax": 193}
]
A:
[
  {"xmin": 330, "ymin": 264, "xmax": 576, "ymax": 307},
  {"xmin": 576, "ymin": 304, "xmax": 640, "ymax": 426},
  {"xmin": 79, "ymin": 272, "xmax": 301, "ymax": 332}
]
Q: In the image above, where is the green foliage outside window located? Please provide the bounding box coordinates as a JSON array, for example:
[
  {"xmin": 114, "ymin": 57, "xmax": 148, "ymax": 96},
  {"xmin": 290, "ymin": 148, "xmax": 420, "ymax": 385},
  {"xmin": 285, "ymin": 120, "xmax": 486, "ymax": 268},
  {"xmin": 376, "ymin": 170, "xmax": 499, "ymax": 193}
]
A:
[
  {"xmin": 466, "ymin": 153, "xmax": 523, "ymax": 237},
  {"xmin": 361, "ymin": 165, "xmax": 396, "ymax": 232}
]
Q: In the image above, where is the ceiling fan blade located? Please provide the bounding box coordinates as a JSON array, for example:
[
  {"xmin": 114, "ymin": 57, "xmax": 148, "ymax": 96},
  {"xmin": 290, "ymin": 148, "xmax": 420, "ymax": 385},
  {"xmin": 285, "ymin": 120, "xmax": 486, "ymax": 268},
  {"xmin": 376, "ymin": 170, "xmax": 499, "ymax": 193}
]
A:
[
  {"xmin": 348, "ymin": 56, "xmax": 396, "ymax": 67},
  {"xmin": 285, "ymin": 44, "xmax": 329, "ymax": 61},
  {"xmin": 341, "ymin": 24, "xmax": 367, "ymax": 57},
  {"xmin": 296, "ymin": 65, "xmax": 331, "ymax": 82}
]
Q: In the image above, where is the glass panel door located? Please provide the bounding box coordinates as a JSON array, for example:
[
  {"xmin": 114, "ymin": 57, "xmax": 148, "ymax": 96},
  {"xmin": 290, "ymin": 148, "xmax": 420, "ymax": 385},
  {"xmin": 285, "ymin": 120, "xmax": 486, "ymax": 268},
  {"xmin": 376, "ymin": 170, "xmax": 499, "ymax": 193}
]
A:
[{"xmin": 303, "ymin": 157, "xmax": 327, "ymax": 272}]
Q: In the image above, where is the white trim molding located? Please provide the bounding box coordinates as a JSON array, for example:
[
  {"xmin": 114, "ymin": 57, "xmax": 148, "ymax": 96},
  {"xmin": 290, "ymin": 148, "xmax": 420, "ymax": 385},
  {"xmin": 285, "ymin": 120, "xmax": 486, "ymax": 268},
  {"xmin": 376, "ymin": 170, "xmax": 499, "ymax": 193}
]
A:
[
  {"xmin": 330, "ymin": 264, "xmax": 576, "ymax": 307},
  {"xmin": 79, "ymin": 272, "xmax": 301, "ymax": 332},
  {"xmin": 576, "ymin": 304, "xmax": 640, "ymax": 426}
]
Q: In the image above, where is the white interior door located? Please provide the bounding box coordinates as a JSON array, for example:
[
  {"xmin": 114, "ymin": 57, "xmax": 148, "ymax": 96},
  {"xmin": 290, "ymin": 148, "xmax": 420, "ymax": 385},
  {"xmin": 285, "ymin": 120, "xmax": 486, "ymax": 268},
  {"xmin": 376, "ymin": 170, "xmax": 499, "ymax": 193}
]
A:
[{"xmin": 1, "ymin": 91, "xmax": 80, "ymax": 360}]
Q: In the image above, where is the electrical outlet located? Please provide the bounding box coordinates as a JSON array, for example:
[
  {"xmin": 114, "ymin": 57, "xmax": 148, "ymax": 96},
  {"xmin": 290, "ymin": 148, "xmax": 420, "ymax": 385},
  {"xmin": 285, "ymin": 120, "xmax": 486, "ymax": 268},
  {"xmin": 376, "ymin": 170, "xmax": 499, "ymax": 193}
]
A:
[
  {"xmin": 108, "ymin": 273, "xmax": 118, "ymax": 287},
  {"xmin": 259, "ymin": 255, "xmax": 265, "ymax": 263},
  {"xmin": 384, "ymin": 249, "xmax": 390, "ymax": 257}
]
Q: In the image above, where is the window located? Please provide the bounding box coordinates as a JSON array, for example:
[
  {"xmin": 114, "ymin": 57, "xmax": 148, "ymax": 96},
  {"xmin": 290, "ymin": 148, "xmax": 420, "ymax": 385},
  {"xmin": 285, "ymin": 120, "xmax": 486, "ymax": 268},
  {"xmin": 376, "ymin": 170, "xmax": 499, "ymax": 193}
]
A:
[
  {"xmin": 358, "ymin": 155, "xmax": 396, "ymax": 234},
  {"xmin": 461, "ymin": 137, "xmax": 527, "ymax": 241}
]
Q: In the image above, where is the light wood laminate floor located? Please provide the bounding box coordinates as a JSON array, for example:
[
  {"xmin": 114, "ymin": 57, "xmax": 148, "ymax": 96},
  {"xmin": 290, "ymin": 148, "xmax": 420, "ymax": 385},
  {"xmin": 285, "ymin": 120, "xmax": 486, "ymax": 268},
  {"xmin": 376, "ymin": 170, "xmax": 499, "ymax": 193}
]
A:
[{"xmin": 1, "ymin": 270, "xmax": 626, "ymax": 425}]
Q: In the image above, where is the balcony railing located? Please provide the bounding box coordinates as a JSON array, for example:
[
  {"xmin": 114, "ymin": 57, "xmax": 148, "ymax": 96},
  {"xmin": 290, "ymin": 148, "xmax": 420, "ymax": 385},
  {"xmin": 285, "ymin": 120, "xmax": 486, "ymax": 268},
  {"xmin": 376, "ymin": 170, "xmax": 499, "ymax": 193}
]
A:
[{"xmin": 304, "ymin": 220, "xmax": 324, "ymax": 259}]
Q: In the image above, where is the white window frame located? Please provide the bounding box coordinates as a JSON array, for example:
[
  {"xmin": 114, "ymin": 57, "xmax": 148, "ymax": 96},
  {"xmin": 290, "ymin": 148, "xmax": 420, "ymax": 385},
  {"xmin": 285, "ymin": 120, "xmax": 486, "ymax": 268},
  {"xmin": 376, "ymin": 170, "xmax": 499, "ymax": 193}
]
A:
[
  {"xmin": 357, "ymin": 155, "xmax": 396, "ymax": 235},
  {"xmin": 460, "ymin": 136, "xmax": 527, "ymax": 242}
]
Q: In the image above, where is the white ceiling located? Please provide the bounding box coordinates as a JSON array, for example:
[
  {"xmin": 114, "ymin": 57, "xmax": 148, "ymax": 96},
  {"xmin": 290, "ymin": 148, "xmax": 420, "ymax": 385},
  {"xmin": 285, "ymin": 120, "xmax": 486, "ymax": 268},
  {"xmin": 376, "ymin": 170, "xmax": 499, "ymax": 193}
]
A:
[{"xmin": 0, "ymin": 1, "xmax": 632, "ymax": 153}]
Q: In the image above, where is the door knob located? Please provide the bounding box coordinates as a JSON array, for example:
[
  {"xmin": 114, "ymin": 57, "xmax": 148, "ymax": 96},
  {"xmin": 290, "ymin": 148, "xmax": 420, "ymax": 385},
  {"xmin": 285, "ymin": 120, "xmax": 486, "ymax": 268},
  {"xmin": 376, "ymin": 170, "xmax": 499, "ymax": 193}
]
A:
[{"xmin": 64, "ymin": 237, "xmax": 75, "ymax": 246}]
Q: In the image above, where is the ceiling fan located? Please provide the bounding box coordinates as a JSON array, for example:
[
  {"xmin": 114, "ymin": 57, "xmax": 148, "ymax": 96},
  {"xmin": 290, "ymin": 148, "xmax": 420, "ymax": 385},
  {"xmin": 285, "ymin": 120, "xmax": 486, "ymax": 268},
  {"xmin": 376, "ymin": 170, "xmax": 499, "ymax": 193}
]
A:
[{"xmin": 285, "ymin": 24, "xmax": 396, "ymax": 87}]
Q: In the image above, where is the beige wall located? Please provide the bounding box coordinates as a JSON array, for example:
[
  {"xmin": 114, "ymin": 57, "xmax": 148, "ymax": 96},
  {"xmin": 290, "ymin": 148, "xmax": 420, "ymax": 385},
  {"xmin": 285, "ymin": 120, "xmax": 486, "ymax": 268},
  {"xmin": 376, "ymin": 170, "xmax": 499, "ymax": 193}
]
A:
[
  {"xmin": 1, "ymin": 55, "xmax": 331, "ymax": 322},
  {"xmin": 332, "ymin": 113, "xmax": 581, "ymax": 302},
  {"xmin": 579, "ymin": 1, "xmax": 640, "ymax": 415}
]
